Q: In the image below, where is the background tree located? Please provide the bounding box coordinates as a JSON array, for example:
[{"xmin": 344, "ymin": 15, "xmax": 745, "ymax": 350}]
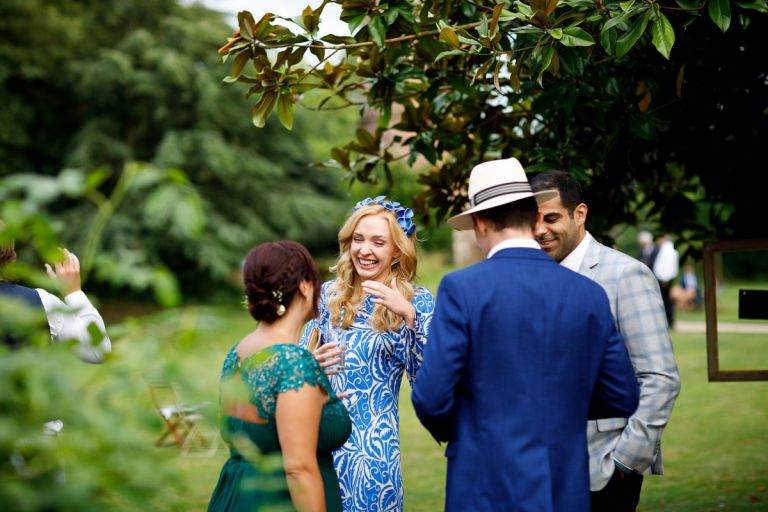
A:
[
  {"xmin": 0, "ymin": 0, "xmax": 357, "ymax": 301},
  {"xmin": 217, "ymin": 0, "xmax": 768, "ymax": 257}
]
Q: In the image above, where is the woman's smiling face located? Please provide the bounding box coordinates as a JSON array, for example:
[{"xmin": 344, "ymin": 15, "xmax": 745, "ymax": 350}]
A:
[{"xmin": 350, "ymin": 213, "xmax": 399, "ymax": 283}]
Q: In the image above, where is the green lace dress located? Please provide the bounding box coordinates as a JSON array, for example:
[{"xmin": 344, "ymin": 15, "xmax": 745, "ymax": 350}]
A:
[{"xmin": 208, "ymin": 343, "xmax": 351, "ymax": 511}]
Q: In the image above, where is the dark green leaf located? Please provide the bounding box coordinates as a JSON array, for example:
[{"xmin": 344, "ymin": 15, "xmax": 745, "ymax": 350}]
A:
[
  {"xmin": 537, "ymin": 46, "xmax": 555, "ymax": 85},
  {"xmin": 368, "ymin": 15, "xmax": 386, "ymax": 47},
  {"xmin": 708, "ymin": 0, "xmax": 732, "ymax": 32},
  {"xmin": 615, "ymin": 9, "xmax": 651, "ymax": 57},
  {"xmin": 310, "ymin": 41, "xmax": 325, "ymax": 61},
  {"xmin": 734, "ymin": 0, "xmax": 768, "ymax": 12},
  {"xmin": 560, "ymin": 26, "xmax": 595, "ymax": 46},
  {"xmin": 651, "ymin": 11, "xmax": 675, "ymax": 59},
  {"xmin": 384, "ymin": 7, "xmax": 400, "ymax": 25}
]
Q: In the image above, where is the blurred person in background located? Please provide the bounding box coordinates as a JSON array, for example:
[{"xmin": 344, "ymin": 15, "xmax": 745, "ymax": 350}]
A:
[
  {"xmin": 652, "ymin": 234, "xmax": 679, "ymax": 329},
  {"xmin": 0, "ymin": 233, "xmax": 111, "ymax": 363}
]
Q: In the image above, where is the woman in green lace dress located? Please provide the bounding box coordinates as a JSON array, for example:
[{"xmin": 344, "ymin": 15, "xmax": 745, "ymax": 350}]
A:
[{"xmin": 208, "ymin": 241, "xmax": 351, "ymax": 512}]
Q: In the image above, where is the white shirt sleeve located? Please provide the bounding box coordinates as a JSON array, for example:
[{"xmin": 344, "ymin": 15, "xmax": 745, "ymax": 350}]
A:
[{"xmin": 35, "ymin": 289, "xmax": 112, "ymax": 363}]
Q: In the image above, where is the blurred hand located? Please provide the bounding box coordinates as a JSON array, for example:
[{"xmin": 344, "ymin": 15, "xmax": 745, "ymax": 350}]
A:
[
  {"xmin": 312, "ymin": 342, "xmax": 345, "ymax": 376},
  {"xmin": 45, "ymin": 248, "xmax": 81, "ymax": 296}
]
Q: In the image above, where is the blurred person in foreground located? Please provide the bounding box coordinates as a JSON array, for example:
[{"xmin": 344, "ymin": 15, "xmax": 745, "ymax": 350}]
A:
[
  {"xmin": 0, "ymin": 234, "xmax": 111, "ymax": 363},
  {"xmin": 531, "ymin": 170, "xmax": 681, "ymax": 512},
  {"xmin": 208, "ymin": 241, "xmax": 351, "ymax": 512},
  {"xmin": 412, "ymin": 158, "xmax": 639, "ymax": 512},
  {"xmin": 300, "ymin": 196, "xmax": 435, "ymax": 511}
]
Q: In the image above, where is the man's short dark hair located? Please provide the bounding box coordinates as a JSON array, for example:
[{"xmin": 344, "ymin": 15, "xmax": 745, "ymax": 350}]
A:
[
  {"xmin": 475, "ymin": 196, "xmax": 538, "ymax": 231},
  {"xmin": 529, "ymin": 170, "xmax": 584, "ymax": 214}
]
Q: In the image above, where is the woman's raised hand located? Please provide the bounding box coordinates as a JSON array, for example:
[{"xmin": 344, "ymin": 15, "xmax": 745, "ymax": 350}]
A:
[{"xmin": 361, "ymin": 277, "xmax": 416, "ymax": 328}]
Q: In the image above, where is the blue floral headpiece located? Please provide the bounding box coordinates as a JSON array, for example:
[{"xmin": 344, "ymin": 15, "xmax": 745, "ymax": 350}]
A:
[{"xmin": 354, "ymin": 195, "xmax": 416, "ymax": 237}]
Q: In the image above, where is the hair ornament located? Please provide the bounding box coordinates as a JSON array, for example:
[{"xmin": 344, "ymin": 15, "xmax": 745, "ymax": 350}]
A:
[
  {"xmin": 272, "ymin": 289, "xmax": 286, "ymax": 316},
  {"xmin": 354, "ymin": 195, "xmax": 415, "ymax": 237}
]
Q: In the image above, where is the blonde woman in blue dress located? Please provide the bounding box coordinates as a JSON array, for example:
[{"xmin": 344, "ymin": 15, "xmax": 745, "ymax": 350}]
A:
[{"xmin": 300, "ymin": 196, "xmax": 435, "ymax": 511}]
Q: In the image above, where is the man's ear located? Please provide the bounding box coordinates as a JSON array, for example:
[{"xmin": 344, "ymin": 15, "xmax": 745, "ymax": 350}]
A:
[
  {"xmin": 472, "ymin": 214, "xmax": 486, "ymax": 235},
  {"xmin": 574, "ymin": 203, "xmax": 588, "ymax": 226}
]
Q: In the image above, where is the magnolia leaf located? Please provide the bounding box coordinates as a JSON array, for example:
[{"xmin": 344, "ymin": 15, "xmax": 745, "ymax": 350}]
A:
[
  {"xmin": 237, "ymin": 11, "xmax": 256, "ymax": 39},
  {"xmin": 435, "ymin": 49, "xmax": 465, "ymax": 62},
  {"xmin": 708, "ymin": 0, "xmax": 731, "ymax": 32},
  {"xmin": 302, "ymin": 6, "xmax": 316, "ymax": 34},
  {"xmin": 615, "ymin": 9, "xmax": 651, "ymax": 57},
  {"xmin": 602, "ymin": 9, "xmax": 634, "ymax": 33},
  {"xmin": 620, "ymin": 0, "xmax": 636, "ymax": 11},
  {"xmin": 439, "ymin": 27, "xmax": 461, "ymax": 48},
  {"xmin": 490, "ymin": 3, "xmax": 504, "ymax": 35},
  {"xmin": 251, "ymin": 92, "xmax": 278, "ymax": 128},
  {"xmin": 458, "ymin": 34, "xmax": 480, "ymax": 45},
  {"xmin": 734, "ymin": 0, "xmax": 768, "ymax": 12},
  {"xmin": 310, "ymin": 41, "xmax": 325, "ymax": 62},
  {"xmin": 230, "ymin": 50, "xmax": 250, "ymax": 78},
  {"xmin": 509, "ymin": 63, "xmax": 521, "ymax": 92},
  {"xmin": 277, "ymin": 93, "xmax": 294, "ymax": 129},
  {"xmin": 368, "ymin": 15, "xmax": 386, "ymax": 47},
  {"xmin": 560, "ymin": 26, "xmax": 595, "ymax": 46},
  {"xmin": 651, "ymin": 11, "xmax": 675, "ymax": 59},
  {"xmin": 516, "ymin": 1, "xmax": 534, "ymax": 18},
  {"xmin": 493, "ymin": 59, "xmax": 503, "ymax": 92},
  {"xmin": 356, "ymin": 128, "xmax": 378, "ymax": 153},
  {"xmin": 536, "ymin": 46, "xmax": 555, "ymax": 86},
  {"xmin": 472, "ymin": 58, "xmax": 494, "ymax": 84},
  {"xmin": 547, "ymin": 28, "xmax": 564, "ymax": 39}
]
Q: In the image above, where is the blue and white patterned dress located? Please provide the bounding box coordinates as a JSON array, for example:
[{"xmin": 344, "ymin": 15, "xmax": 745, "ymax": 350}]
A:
[{"xmin": 300, "ymin": 280, "xmax": 434, "ymax": 511}]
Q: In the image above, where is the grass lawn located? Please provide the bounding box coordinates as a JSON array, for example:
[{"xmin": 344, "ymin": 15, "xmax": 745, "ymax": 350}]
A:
[{"xmin": 100, "ymin": 259, "xmax": 767, "ymax": 511}]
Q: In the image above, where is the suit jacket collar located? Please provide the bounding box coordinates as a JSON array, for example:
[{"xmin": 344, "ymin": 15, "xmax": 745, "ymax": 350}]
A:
[
  {"xmin": 490, "ymin": 247, "xmax": 552, "ymax": 262},
  {"xmin": 579, "ymin": 235, "xmax": 604, "ymax": 280}
]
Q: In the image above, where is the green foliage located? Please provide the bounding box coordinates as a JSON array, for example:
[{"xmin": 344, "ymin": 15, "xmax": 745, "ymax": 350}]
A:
[
  {"xmin": 217, "ymin": 0, "xmax": 768, "ymax": 252},
  {"xmin": 1, "ymin": 0, "xmax": 359, "ymax": 300}
]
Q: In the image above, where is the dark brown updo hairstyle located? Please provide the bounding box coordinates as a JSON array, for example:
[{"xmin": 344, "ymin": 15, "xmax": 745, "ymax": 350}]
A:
[{"xmin": 242, "ymin": 241, "xmax": 321, "ymax": 323}]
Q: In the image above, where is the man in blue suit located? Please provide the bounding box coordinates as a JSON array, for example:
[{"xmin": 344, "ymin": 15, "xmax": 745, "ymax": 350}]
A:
[{"xmin": 411, "ymin": 158, "xmax": 640, "ymax": 512}]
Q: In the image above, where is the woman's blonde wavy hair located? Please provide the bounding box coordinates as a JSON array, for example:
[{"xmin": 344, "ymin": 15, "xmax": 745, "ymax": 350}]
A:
[{"xmin": 328, "ymin": 204, "xmax": 417, "ymax": 332}]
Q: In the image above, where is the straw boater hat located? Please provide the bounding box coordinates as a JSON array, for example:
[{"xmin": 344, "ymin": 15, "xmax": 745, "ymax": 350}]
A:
[{"xmin": 447, "ymin": 157, "xmax": 558, "ymax": 231}]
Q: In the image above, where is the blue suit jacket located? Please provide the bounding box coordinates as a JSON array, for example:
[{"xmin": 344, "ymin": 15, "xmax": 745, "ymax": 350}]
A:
[{"xmin": 411, "ymin": 248, "xmax": 639, "ymax": 512}]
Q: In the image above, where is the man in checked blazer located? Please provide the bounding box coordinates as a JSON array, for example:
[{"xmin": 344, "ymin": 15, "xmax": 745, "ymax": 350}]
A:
[{"xmin": 531, "ymin": 170, "xmax": 681, "ymax": 512}]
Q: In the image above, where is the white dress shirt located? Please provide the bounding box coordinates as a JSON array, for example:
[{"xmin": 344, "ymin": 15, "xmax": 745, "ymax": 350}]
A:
[
  {"xmin": 35, "ymin": 289, "xmax": 111, "ymax": 363},
  {"xmin": 487, "ymin": 238, "xmax": 541, "ymax": 259},
  {"xmin": 560, "ymin": 232, "xmax": 594, "ymax": 272}
]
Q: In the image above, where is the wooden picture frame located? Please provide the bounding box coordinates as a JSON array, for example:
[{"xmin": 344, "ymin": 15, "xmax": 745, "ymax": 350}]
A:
[{"xmin": 703, "ymin": 239, "xmax": 768, "ymax": 381}]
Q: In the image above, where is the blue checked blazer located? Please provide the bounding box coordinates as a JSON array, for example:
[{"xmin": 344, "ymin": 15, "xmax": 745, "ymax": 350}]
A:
[{"xmin": 579, "ymin": 237, "xmax": 681, "ymax": 491}]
